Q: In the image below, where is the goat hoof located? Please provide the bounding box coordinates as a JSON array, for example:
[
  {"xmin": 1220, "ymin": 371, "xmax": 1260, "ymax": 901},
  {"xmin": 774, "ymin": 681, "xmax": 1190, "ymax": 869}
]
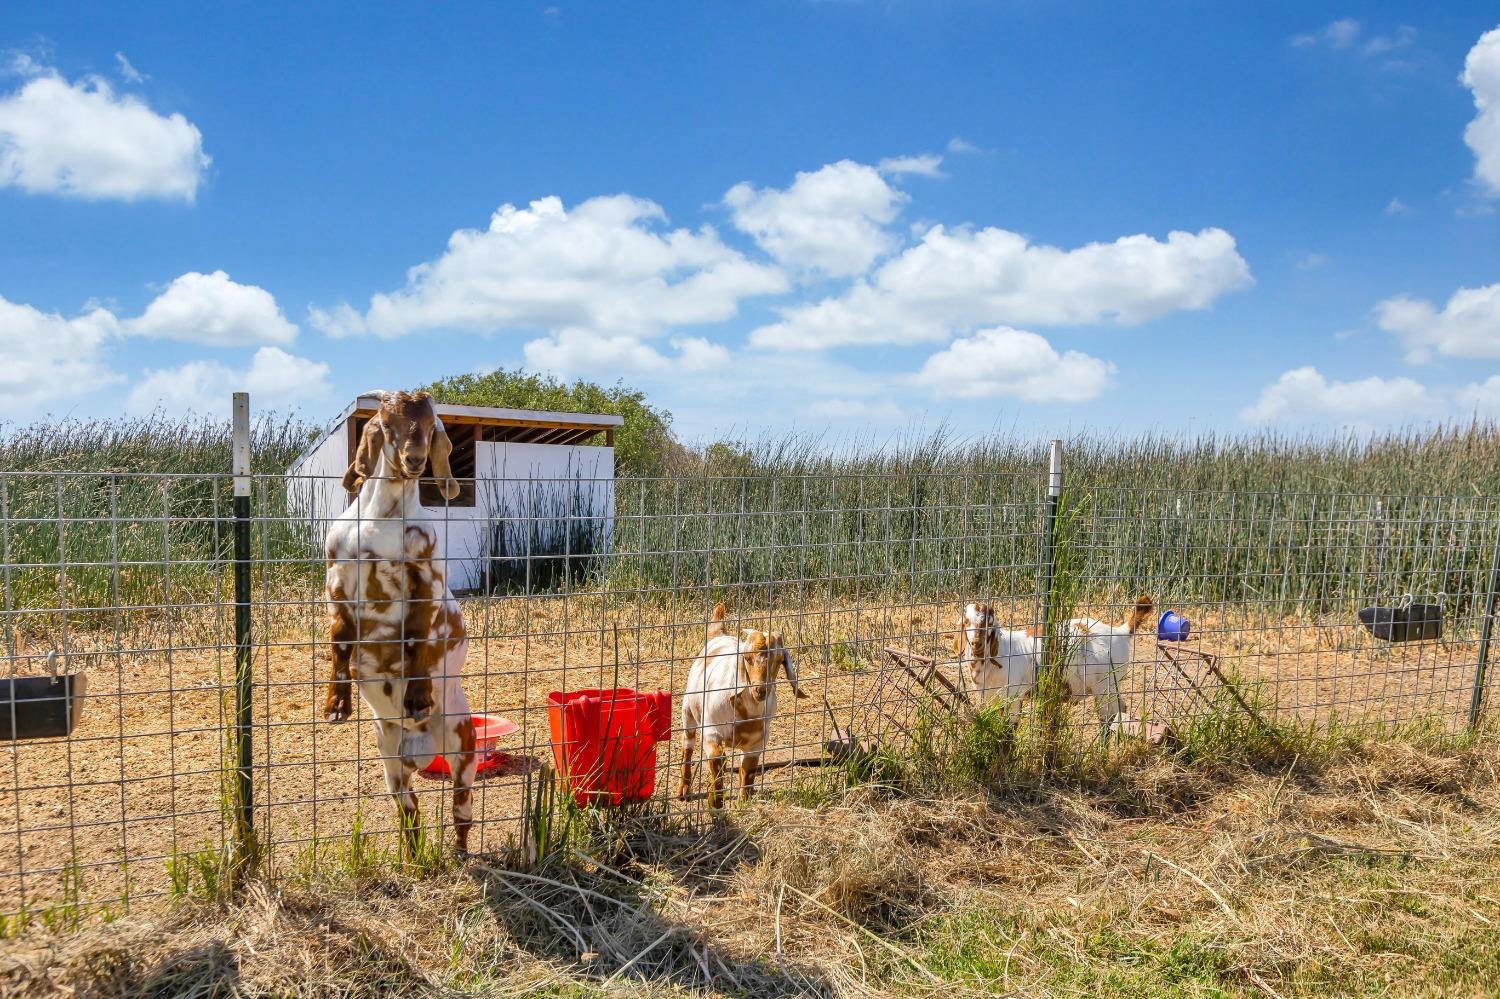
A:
[{"xmin": 325, "ymin": 707, "xmax": 350, "ymax": 723}]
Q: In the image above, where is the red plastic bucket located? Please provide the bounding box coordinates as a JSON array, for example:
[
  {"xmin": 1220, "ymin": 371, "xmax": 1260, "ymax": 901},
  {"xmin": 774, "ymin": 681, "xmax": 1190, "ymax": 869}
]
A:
[{"xmin": 546, "ymin": 688, "xmax": 673, "ymax": 806}]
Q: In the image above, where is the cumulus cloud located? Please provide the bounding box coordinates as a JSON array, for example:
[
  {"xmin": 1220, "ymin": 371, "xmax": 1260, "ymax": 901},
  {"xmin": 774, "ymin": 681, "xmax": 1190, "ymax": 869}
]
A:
[
  {"xmin": 521, "ymin": 330, "xmax": 729, "ymax": 379},
  {"xmin": 1374, "ymin": 282, "xmax": 1500, "ymax": 362},
  {"xmin": 946, "ymin": 136, "xmax": 981, "ymax": 155},
  {"xmin": 0, "ymin": 61, "xmax": 208, "ymax": 201},
  {"xmin": 912, "ymin": 326, "xmax": 1114, "ymax": 403},
  {"xmin": 124, "ymin": 270, "xmax": 297, "ymax": 345},
  {"xmin": 0, "ymin": 271, "xmax": 299, "ymax": 416},
  {"xmin": 0, "ymin": 294, "xmax": 122, "ymax": 410},
  {"xmin": 751, "ymin": 225, "xmax": 1252, "ymax": 350},
  {"xmin": 312, "ymin": 194, "xmax": 784, "ymax": 339},
  {"xmin": 1240, "ymin": 367, "xmax": 1434, "ymax": 424},
  {"xmin": 1463, "ymin": 26, "xmax": 1500, "ymax": 196},
  {"xmin": 725, "ymin": 160, "xmax": 907, "ymax": 278},
  {"xmin": 126, "ymin": 346, "xmax": 330, "ymax": 416}
]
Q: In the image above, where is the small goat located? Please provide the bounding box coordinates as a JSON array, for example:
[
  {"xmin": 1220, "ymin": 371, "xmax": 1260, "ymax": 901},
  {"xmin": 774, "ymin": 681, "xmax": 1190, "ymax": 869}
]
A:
[
  {"xmin": 677, "ymin": 603, "xmax": 807, "ymax": 808},
  {"xmin": 952, "ymin": 596, "xmax": 1154, "ymax": 726},
  {"xmin": 323, "ymin": 390, "xmax": 478, "ymax": 852},
  {"xmin": 951, "ymin": 602, "xmax": 1040, "ymax": 705}
]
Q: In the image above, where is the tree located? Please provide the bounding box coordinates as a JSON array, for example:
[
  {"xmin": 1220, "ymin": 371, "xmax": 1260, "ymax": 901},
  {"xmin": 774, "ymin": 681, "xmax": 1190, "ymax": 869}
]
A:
[{"xmin": 419, "ymin": 368, "xmax": 680, "ymax": 474}]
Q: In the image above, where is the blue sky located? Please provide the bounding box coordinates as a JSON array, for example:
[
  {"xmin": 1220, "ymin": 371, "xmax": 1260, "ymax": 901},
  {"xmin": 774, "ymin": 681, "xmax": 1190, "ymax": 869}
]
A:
[{"xmin": 2, "ymin": 2, "xmax": 1499, "ymax": 443}]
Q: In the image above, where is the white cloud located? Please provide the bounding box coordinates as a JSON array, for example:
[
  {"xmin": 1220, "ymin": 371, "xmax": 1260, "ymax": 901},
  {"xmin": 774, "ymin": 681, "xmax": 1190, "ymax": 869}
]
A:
[
  {"xmin": 0, "ymin": 294, "xmax": 122, "ymax": 410},
  {"xmin": 1240, "ymin": 367, "xmax": 1434, "ymax": 424},
  {"xmin": 124, "ymin": 270, "xmax": 297, "ymax": 345},
  {"xmin": 0, "ymin": 62, "xmax": 208, "ymax": 201},
  {"xmin": 751, "ymin": 225, "xmax": 1252, "ymax": 350},
  {"xmin": 1457, "ymin": 375, "xmax": 1500, "ymax": 416},
  {"xmin": 521, "ymin": 329, "xmax": 730, "ymax": 379},
  {"xmin": 946, "ymin": 136, "xmax": 981, "ymax": 155},
  {"xmin": 877, "ymin": 153, "xmax": 944, "ymax": 178},
  {"xmin": 312, "ymin": 194, "xmax": 785, "ymax": 339},
  {"xmin": 806, "ymin": 398, "xmax": 907, "ymax": 422},
  {"xmin": 912, "ymin": 326, "xmax": 1114, "ymax": 403},
  {"xmin": 1385, "ymin": 197, "xmax": 1410, "ymax": 215},
  {"xmin": 126, "ymin": 346, "xmax": 330, "ymax": 416},
  {"xmin": 114, "ymin": 53, "xmax": 145, "ymax": 84},
  {"xmin": 1363, "ymin": 25, "xmax": 1416, "ymax": 57},
  {"xmin": 1374, "ymin": 282, "xmax": 1500, "ymax": 362},
  {"xmin": 1292, "ymin": 19, "xmax": 1362, "ymax": 50},
  {"xmin": 1291, "ymin": 19, "xmax": 1415, "ymax": 56},
  {"xmin": 724, "ymin": 160, "xmax": 907, "ymax": 278},
  {"xmin": 0, "ymin": 272, "xmax": 300, "ymax": 416},
  {"xmin": 1462, "ymin": 26, "xmax": 1500, "ymax": 197},
  {"xmin": 1296, "ymin": 252, "xmax": 1329, "ymax": 270}
]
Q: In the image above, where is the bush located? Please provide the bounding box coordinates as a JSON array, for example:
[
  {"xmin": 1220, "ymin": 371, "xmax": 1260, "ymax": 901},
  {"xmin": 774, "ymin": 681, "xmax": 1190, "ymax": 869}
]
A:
[{"xmin": 420, "ymin": 368, "xmax": 680, "ymax": 474}]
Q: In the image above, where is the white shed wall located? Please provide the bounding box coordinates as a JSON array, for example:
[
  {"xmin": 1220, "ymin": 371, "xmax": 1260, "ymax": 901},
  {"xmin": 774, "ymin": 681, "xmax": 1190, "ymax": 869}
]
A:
[{"xmin": 285, "ymin": 424, "xmax": 615, "ymax": 593}]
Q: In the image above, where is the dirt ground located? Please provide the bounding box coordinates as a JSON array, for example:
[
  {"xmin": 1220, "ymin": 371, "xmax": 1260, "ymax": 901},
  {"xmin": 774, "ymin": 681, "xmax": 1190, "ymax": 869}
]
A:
[{"xmin": 0, "ymin": 590, "xmax": 1488, "ymax": 915}]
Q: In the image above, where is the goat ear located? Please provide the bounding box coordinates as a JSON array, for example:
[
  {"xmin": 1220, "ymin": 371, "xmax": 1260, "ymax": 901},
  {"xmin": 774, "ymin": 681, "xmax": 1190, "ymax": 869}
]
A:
[
  {"xmin": 950, "ymin": 633, "xmax": 962, "ymax": 657},
  {"xmin": 428, "ymin": 421, "xmax": 460, "ymax": 501},
  {"xmin": 772, "ymin": 635, "xmax": 808, "ymax": 699},
  {"xmin": 343, "ymin": 419, "xmax": 385, "ymax": 493}
]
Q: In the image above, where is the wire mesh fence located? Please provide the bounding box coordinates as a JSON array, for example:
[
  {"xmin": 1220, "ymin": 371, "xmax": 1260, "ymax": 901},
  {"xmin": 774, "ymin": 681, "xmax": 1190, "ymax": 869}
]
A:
[{"xmin": 3, "ymin": 442, "xmax": 1498, "ymax": 921}]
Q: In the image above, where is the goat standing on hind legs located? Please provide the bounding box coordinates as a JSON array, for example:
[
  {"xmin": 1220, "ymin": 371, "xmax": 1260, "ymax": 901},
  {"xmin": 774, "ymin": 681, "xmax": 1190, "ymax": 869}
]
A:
[
  {"xmin": 678, "ymin": 603, "xmax": 808, "ymax": 809},
  {"xmin": 322, "ymin": 390, "xmax": 478, "ymax": 854}
]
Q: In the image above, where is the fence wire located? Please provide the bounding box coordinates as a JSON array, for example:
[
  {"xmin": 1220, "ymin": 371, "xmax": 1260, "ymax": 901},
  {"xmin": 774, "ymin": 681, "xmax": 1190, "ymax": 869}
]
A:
[{"xmin": 1, "ymin": 462, "xmax": 1497, "ymax": 919}]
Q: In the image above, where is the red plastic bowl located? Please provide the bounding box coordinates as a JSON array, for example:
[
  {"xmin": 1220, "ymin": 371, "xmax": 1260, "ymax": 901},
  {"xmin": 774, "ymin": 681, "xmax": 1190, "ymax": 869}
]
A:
[{"xmin": 420, "ymin": 713, "xmax": 519, "ymax": 779}]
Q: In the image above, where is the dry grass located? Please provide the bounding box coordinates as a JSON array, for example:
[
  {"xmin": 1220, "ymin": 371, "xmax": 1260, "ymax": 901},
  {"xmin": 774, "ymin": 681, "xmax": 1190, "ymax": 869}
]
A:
[{"xmin": 4, "ymin": 728, "xmax": 1499, "ymax": 998}]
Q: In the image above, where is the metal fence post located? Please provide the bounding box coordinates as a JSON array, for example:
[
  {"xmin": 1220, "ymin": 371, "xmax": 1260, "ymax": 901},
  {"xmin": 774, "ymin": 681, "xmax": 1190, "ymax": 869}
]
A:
[
  {"xmin": 231, "ymin": 393, "xmax": 255, "ymax": 865},
  {"xmin": 1469, "ymin": 516, "xmax": 1500, "ymax": 729}
]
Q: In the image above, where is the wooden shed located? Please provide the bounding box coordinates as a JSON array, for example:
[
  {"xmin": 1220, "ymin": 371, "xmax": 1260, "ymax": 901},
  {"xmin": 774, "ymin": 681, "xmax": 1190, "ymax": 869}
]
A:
[{"xmin": 286, "ymin": 394, "xmax": 621, "ymax": 593}]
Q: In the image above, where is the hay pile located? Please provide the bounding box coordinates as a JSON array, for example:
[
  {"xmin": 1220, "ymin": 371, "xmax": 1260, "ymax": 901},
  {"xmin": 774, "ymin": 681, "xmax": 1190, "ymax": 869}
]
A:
[{"xmin": 4, "ymin": 735, "xmax": 1499, "ymax": 998}]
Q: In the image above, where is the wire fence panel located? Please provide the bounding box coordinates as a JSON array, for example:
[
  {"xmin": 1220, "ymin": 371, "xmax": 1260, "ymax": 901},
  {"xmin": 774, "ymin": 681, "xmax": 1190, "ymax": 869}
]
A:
[
  {"xmin": 1062, "ymin": 486, "xmax": 1500, "ymax": 734},
  {"xmin": 2, "ymin": 458, "xmax": 1497, "ymax": 920}
]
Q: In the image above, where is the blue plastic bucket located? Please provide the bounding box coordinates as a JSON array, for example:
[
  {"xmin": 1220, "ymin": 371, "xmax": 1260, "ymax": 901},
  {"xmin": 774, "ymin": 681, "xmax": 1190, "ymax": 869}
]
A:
[{"xmin": 1157, "ymin": 610, "xmax": 1190, "ymax": 642}]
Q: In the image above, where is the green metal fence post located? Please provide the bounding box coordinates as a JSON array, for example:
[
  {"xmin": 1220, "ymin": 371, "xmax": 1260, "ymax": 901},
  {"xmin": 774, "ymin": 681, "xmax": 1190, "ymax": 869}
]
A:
[
  {"xmin": 1469, "ymin": 516, "xmax": 1500, "ymax": 729},
  {"xmin": 231, "ymin": 392, "xmax": 255, "ymax": 868}
]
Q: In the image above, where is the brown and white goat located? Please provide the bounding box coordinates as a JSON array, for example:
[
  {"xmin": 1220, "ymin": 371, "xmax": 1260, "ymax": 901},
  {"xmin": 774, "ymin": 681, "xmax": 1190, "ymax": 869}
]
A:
[
  {"xmin": 953, "ymin": 596, "xmax": 1154, "ymax": 726},
  {"xmin": 677, "ymin": 603, "xmax": 807, "ymax": 808},
  {"xmin": 323, "ymin": 390, "xmax": 478, "ymax": 851}
]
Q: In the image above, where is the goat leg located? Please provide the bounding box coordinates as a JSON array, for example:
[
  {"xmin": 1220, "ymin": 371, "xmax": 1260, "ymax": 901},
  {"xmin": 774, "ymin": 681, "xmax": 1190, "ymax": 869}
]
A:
[
  {"xmin": 738, "ymin": 753, "xmax": 760, "ymax": 802},
  {"xmin": 324, "ymin": 609, "xmax": 355, "ymax": 722},
  {"xmin": 375, "ymin": 719, "xmax": 422, "ymax": 859},
  {"xmin": 705, "ymin": 744, "xmax": 726, "ymax": 810},
  {"xmin": 449, "ymin": 715, "xmax": 477, "ymax": 853},
  {"xmin": 677, "ymin": 733, "xmax": 696, "ymax": 801}
]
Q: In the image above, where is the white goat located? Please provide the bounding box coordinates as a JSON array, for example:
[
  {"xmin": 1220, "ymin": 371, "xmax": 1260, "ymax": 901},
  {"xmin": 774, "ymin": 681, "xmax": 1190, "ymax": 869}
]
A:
[
  {"xmin": 952, "ymin": 596, "xmax": 1154, "ymax": 726},
  {"xmin": 677, "ymin": 603, "xmax": 807, "ymax": 808},
  {"xmin": 951, "ymin": 602, "xmax": 1040, "ymax": 705}
]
